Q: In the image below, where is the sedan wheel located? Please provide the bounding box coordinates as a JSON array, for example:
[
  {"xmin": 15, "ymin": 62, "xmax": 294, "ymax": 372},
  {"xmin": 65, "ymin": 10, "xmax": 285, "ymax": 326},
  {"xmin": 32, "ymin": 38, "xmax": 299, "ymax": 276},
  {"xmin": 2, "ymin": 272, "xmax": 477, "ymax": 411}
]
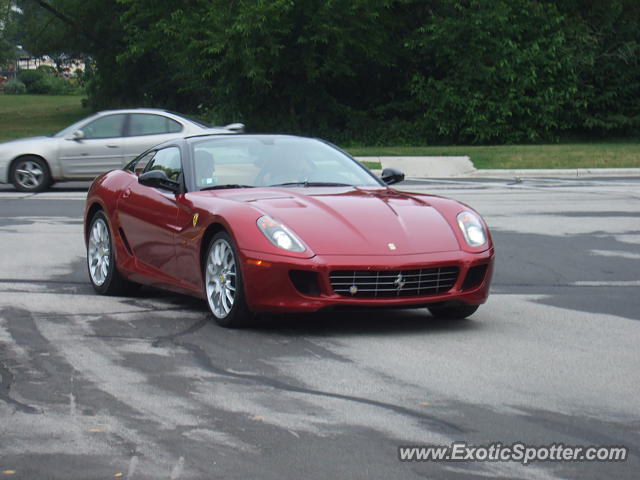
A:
[
  {"xmin": 11, "ymin": 156, "xmax": 51, "ymax": 192},
  {"xmin": 205, "ymin": 232, "xmax": 252, "ymax": 327},
  {"xmin": 87, "ymin": 211, "xmax": 137, "ymax": 295}
]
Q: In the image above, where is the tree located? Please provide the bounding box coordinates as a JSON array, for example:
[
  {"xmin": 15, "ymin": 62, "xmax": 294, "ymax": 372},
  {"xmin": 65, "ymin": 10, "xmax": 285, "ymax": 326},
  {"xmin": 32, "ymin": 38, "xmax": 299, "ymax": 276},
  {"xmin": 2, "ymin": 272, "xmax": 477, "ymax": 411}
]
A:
[
  {"xmin": 16, "ymin": 0, "xmax": 126, "ymax": 104},
  {"xmin": 117, "ymin": 0, "xmax": 405, "ymax": 137},
  {"xmin": 0, "ymin": 0, "xmax": 20, "ymax": 68},
  {"xmin": 13, "ymin": 0, "xmax": 640, "ymax": 143},
  {"xmin": 407, "ymin": 0, "xmax": 584, "ymax": 144},
  {"xmin": 555, "ymin": 0, "xmax": 640, "ymax": 136}
]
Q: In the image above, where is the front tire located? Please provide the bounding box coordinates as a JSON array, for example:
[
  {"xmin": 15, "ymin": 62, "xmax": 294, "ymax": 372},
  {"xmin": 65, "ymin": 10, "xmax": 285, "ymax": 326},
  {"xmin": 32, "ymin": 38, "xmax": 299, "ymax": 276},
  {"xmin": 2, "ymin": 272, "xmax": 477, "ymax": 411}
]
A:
[
  {"xmin": 204, "ymin": 232, "xmax": 253, "ymax": 327},
  {"xmin": 87, "ymin": 211, "xmax": 137, "ymax": 295},
  {"xmin": 10, "ymin": 156, "xmax": 52, "ymax": 192},
  {"xmin": 428, "ymin": 303, "xmax": 479, "ymax": 319}
]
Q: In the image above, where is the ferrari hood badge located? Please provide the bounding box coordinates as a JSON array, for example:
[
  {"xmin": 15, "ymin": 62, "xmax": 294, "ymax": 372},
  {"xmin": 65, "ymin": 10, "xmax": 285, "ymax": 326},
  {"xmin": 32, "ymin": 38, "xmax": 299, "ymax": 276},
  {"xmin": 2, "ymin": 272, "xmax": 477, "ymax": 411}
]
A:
[
  {"xmin": 387, "ymin": 243, "xmax": 397, "ymax": 250},
  {"xmin": 192, "ymin": 213, "xmax": 199, "ymax": 227}
]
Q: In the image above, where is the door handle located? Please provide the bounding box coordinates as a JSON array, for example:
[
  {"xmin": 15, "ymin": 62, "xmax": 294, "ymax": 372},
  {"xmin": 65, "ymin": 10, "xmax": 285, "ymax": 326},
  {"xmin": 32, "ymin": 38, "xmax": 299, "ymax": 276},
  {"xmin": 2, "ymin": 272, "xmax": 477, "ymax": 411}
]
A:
[
  {"xmin": 106, "ymin": 144, "xmax": 119, "ymax": 148},
  {"xmin": 122, "ymin": 189, "xmax": 131, "ymax": 199}
]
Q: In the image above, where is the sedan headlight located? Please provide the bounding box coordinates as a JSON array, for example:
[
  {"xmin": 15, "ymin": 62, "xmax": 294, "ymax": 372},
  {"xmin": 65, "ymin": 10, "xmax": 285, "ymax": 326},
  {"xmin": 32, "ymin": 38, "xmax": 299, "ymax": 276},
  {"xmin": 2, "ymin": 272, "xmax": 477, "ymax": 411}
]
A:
[
  {"xmin": 457, "ymin": 211, "xmax": 487, "ymax": 247},
  {"xmin": 257, "ymin": 216, "xmax": 306, "ymax": 252}
]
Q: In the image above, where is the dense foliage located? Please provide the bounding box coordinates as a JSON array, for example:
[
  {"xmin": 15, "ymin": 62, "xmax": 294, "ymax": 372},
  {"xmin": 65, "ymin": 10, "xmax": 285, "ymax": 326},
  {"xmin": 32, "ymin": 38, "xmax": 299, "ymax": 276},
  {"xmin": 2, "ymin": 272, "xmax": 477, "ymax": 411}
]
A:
[
  {"xmin": 0, "ymin": 0, "xmax": 19, "ymax": 66},
  {"xmin": 8, "ymin": 0, "xmax": 640, "ymax": 144},
  {"xmin": 17, "ymin": 67, "xmax": 75, "ymax": 94}
]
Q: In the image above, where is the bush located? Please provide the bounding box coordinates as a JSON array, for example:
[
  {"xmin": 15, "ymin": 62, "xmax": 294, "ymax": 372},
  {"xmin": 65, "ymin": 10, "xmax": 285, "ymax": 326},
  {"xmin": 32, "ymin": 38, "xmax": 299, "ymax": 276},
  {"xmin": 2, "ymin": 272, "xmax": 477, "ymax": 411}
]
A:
[
  {"xmin": 18, "ymin": 69, "xmax": 45, "ymax": 90},
  {"xmin": 29, "ymin": 74, "xmax": 73, "ymax": 94},
  {"xmin": 17, "ymin": 69, "xmax": 75, "ymax": 94},
  {"xmin": 4, "ymin": 79, "xmax": 27, "ymax": 94},
  {"xmin": 36, "ymin": 65, "xmax": 57, "ymax": 74}
]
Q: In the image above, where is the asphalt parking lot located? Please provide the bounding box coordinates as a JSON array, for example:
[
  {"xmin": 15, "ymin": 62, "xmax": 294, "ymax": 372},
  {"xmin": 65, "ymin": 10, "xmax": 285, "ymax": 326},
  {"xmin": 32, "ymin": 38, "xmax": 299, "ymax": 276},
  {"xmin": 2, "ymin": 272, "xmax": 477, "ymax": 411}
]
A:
[{"xmin": 0, "ymin": 177, "xmax": 639, "ymax": 479}]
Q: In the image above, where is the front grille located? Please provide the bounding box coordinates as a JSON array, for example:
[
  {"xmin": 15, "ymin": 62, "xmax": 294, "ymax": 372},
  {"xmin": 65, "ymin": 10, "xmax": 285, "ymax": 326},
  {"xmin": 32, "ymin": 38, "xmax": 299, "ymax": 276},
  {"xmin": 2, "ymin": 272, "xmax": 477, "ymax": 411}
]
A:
[{"xmin": 330, "ymin": 266, "xmax": 459, "ymax": 298}]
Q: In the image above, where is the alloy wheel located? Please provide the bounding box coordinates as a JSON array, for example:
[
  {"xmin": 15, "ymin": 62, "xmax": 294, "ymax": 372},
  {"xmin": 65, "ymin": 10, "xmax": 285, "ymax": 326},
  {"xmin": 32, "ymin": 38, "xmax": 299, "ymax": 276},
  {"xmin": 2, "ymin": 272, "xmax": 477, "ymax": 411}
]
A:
[
  {"xmin": 14, "ymin": 159, "xmax": 45, "ymax": 190},
  {"xmin": 205, "ymin": 238, "xmax": 237, "ymax": 318},
  {"xmin": 88, "ymin": 218, "xmax": 111, "ymax": 287}
]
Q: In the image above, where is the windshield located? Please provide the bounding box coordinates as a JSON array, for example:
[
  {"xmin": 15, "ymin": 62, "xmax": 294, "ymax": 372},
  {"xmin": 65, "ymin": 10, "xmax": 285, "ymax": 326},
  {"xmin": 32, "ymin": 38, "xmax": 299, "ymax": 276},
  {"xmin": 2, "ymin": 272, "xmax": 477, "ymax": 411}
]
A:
[{"xmin": 191, "ymin": 136, "xmax": 381, "ymax": 190}]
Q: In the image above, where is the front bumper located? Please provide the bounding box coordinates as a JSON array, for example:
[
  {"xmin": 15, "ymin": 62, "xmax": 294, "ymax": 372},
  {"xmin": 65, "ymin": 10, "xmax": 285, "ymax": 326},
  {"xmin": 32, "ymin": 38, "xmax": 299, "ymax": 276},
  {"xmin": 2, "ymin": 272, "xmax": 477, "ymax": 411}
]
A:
[{"xmin": 239, "ymin": 248, "xmax": 495, "ymax": 313}]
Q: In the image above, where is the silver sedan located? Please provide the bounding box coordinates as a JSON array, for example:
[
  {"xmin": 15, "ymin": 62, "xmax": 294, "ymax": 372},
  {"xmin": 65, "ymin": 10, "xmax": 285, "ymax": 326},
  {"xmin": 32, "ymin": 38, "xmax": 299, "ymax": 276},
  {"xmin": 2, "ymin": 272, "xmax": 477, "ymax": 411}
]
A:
[{"xmin": 0, "ymin": 108, "xmax": 243, "ymax": 192}]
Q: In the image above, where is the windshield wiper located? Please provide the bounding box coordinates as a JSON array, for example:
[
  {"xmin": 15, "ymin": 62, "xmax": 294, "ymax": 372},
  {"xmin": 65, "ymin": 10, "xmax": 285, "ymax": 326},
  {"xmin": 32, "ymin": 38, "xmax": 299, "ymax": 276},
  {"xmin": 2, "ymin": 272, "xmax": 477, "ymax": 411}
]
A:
[
  {"xmin": 268, "ymin": 181, "xmax": 352, "ymax": 187},
  {"xmin": 200, "ymin": 184, "xmax": 254, "ymax": 191}
]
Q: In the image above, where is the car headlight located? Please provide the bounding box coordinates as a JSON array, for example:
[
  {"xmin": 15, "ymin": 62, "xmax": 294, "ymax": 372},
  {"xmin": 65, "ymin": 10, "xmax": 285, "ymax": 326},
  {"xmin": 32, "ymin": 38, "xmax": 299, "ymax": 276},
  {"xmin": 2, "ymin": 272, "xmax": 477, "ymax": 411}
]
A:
[
  {"xmin": 457, "ymin": 211, "xmax": 487, "ymax": 247},
  {"xmin": 257, "ymin": 216, "xmax": 306, "ymax": 252}
]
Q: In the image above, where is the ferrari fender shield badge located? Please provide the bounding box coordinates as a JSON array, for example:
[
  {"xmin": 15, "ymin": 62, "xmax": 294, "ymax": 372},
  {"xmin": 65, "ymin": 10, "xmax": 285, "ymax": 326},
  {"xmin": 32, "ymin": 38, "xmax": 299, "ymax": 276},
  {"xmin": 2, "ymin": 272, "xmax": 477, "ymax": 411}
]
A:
[{"xmin": 192, "ymin": 213, "xmax": 199, "ymax": 227}]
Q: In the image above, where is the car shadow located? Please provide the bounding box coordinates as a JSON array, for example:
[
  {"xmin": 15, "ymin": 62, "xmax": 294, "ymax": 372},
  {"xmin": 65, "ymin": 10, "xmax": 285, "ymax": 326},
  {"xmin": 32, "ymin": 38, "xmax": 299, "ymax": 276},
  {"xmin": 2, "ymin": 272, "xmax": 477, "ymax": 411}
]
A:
[
  {"xmin": 252, "ymin": 309, "xmax": 483, "ymax": 336},
  {"xmin": 136, "ymin": 287, "xmax": 482, "ymax": 336}
]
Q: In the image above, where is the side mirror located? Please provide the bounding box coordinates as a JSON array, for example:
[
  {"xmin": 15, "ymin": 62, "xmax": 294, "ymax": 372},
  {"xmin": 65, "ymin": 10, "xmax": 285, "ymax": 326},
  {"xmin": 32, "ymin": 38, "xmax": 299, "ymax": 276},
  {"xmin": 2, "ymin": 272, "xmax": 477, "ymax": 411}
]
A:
[
  {"xmin": 71, "ymin": 129, "xmax": 85, "ymax": 141},
  {"xmin": 381, "ymin": 167, "xmax": 405, "ymax": 185},
  {"xmin": 138, "ymin": 170, "xmax": 181, "ymax": 193}
]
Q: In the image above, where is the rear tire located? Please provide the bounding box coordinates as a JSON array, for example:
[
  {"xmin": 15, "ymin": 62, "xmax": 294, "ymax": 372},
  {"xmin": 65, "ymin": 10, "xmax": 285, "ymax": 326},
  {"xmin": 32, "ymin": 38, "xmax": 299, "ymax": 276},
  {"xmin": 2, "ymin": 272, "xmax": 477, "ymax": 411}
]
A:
[
  {"xmin": 428, "ymin": 303, "xmax": 479, "ymax": 319},
  {"xmin": 204, "ymin": 232, "xmax": 253, "ymax": 328},
  {"xmin": 87, "ymin": 211, "xmax": 138, "ymax": 295},
  {"xmin": 10, "ymin": 156, "xmax": 52, "ymax": 192}
]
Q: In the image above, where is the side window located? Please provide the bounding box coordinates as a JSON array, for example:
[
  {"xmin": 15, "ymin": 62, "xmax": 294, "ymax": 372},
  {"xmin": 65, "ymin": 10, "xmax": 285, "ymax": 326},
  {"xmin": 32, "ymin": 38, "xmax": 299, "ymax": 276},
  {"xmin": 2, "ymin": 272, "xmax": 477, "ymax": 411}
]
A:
[
  {"xmin": 82, "ymin": 114, "xmax": 127, "ymax": 139},
  {"xmin": 128, "ymin": 114, "xmax": 183, "ymax": 136},
  {"xmin": 124, "ymin": 151, "xmax": 156, "ymax": 174},
  {"xmin": 144, "ymin": 147, "xmax": 182, "ymax": 181}
]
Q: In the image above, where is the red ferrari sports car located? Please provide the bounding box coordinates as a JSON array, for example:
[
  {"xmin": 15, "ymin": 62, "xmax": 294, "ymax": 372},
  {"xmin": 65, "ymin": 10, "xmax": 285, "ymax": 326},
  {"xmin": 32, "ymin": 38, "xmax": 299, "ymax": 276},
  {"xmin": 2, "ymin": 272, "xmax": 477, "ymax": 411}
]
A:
[{"xmin": 84, "ymin": 134, "xmax": 494, "ymax": 327}]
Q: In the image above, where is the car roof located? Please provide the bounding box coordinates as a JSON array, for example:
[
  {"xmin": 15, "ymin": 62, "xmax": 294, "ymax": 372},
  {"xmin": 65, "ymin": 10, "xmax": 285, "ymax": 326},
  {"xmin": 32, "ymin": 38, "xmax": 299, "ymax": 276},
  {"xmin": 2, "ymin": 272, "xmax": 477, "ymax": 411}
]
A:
[
  {"xmin": 185, "ymin": 133, "xmax": 310, "ymax": 142},
  {"xmin": 91, "ymin": 109, "xmax": 241, "ymax": 132},
  {"xmin": 95, "ymin": 108, "xmax": 178, "ymax": 115}
]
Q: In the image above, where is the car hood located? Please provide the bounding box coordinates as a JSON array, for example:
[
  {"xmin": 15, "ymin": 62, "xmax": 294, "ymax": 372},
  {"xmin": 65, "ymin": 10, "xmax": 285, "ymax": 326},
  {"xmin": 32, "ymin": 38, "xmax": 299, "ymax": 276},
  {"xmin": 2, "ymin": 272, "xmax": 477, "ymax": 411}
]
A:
[
  {"xmin": 214, "ymin": 187, "xmax": 462, "ymax": 255},
  {"xmin": 0, "ymin": 136, "xmax": 55, "ymax": 152}
]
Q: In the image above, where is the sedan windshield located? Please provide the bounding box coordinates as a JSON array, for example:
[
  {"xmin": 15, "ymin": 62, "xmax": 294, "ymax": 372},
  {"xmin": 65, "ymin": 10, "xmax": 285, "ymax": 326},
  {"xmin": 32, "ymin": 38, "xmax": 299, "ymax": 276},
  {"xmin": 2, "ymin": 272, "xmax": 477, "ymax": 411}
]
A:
[{"xmin": 191, "ymin": 136, "xmax": 382, "ymax": 190}]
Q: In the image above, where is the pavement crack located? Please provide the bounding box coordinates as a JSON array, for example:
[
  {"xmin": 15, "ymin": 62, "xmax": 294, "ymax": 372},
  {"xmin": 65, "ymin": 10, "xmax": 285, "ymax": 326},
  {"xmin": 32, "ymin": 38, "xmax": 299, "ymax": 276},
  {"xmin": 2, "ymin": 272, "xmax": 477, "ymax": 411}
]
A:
[
  {"xmin": 174, "ymin": 340, "xmax": 464, "ymax": 435},
  {"xmin": 151, "ymin": 318, "xmax": 210, "ymax": 347}
]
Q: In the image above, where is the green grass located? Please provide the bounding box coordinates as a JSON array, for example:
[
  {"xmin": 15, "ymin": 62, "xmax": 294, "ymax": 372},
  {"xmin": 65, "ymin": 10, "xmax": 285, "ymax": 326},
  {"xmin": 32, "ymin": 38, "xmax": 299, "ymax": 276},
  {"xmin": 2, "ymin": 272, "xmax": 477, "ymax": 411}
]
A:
[
  {"xmin": 0, "ymin": 94, "xmax": 89, "ymax": 142},
  {"xmin": 360, "ymin": 160, "xmax": 382, "ymax": 169},
  {"xmin": 347, "ymin": 144, "xmax": 640, "ymax": 169}
]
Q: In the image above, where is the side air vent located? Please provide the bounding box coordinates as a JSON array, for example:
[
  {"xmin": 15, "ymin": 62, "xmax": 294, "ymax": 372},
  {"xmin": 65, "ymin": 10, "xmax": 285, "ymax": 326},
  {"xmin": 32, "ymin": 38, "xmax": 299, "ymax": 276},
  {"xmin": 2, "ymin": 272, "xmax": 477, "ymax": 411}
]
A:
[
  {"xmin": 462, "ymin": 264, "xmax": 488, "ymax": 290},
  {"xmin": 289, "ymin": 270, "xmax": 321, "ymax": 296},
  {"xmin": 118, "ymin": 228, "xmax": 133, "ymax": 255}
]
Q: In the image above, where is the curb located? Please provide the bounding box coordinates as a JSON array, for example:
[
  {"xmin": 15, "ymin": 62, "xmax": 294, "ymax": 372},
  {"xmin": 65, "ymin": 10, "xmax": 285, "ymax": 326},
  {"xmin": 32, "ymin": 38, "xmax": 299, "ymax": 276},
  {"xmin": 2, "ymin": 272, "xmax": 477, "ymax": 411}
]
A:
[
  {"xmin": 357, "ymin": 156, "xmax": 640, "ymax": 178},
  {"xmin": 471, "ymin": 168, "xmax": 640, "ymax": 178}
]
